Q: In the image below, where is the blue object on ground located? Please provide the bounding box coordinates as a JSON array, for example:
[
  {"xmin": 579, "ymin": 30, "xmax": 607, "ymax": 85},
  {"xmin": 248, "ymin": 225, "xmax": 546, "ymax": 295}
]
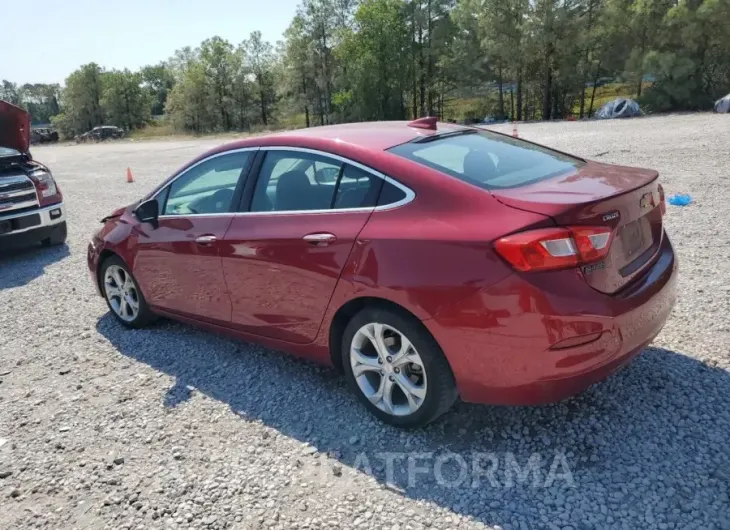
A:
[{"xmin": 668, "ymin": 194, "xmax": 692, "ymax": 206}]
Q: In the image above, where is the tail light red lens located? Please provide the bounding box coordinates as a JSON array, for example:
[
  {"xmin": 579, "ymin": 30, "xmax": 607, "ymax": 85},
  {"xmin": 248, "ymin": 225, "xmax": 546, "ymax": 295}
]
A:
[{"xmin": 495, "ymin": 226, "xmax": 614, "ymax": 272}]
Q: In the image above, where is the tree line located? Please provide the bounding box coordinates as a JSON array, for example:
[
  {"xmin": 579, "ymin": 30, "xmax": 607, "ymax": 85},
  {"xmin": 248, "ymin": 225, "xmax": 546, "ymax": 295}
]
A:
[{"xmin": 2, "ymin": 0, "xmax": 729, "ymax": 138}]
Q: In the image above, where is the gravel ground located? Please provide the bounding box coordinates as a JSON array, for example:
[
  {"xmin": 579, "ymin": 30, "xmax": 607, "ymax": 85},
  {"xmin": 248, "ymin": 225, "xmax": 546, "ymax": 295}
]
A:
[{"xmin": 1, "ymin": 113, "xmax": 729, "ymax": 530}]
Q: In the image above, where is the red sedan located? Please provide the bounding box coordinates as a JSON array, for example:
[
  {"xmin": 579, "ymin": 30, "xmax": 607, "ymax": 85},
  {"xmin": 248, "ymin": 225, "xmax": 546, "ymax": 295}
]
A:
[{"xmin": 88, "ymin": 117, "xmax": 677, "ymax": 427}]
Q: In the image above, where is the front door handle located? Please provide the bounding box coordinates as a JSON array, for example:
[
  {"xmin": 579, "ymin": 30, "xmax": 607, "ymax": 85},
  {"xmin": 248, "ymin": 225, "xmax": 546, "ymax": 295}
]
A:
[
  {"xmin": 195, "ymin": 234, "xmax": 218, "ymax": 246},
  {"xmin": 303, "ymin": 233, "xmax": 336, "ymax": 246}
]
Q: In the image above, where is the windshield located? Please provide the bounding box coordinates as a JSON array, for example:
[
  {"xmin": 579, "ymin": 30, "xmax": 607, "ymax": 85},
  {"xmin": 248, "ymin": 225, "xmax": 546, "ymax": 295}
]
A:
[
  {"xmin": 0, "ymin": 147, "xmax": 21, "ymax": 158},
  {"xmin": 389, "ymin": 129, "xmax": 584, "ymax": 190}
]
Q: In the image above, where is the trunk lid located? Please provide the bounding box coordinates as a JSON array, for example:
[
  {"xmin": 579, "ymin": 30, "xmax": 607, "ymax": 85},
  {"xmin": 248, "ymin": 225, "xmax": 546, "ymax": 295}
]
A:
[
  {"xmin": 0, "ymin": 100, "xmax": 31, "ymax": 154},
  {"xmin": 492, "ymin": 161, "xmax": 664, "ymax": 294}
]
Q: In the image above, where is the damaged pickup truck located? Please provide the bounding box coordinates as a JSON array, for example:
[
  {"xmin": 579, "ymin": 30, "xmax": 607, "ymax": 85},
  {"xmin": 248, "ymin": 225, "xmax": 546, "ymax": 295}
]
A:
[{"xmin": 0, "ymin": 100, "xmax": 66, "ymax": 250}]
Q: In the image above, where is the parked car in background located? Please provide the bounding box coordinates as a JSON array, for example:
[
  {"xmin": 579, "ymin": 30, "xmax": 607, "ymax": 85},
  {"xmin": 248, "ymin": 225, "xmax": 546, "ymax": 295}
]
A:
[
  {"xmin": 482, "ymin": 114, "xmax": 510, "ymax": 124},
  {"xmin": 74, "ymin": 131, "xmax": 91, "ymax": 143},
  {"xmin": 88, "ymin": 117, "xmax": 676, "ymax": 427},
  {"xmin": 0, "ymin": 101, "xmax": 67, "ymax": 250},
  {"xmin": 75, "ymin": 125, "xmax": 124, "ymax": 143},
  {"xmin": 30, "ymin": 127, "xmax": 59, "ymax": 145}
]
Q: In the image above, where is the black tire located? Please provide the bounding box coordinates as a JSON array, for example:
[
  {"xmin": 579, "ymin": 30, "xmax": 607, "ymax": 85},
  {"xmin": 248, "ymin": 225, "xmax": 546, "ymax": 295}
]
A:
[
  {"xmin": 341, "ymin": 306, "xmax": 457, "ymax": 428},
  {"xmin": 99, "ymin": 255, "xmax": 156, "ymax": 328},
  {"xmin": 41, "ymin": 221, "xmax": 67, "ymax": 246}
]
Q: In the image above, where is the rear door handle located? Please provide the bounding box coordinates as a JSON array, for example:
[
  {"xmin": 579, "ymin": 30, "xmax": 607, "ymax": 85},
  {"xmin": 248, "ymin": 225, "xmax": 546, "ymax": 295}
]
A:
[
  {"xmin": 195, "ymin": 234, "xmax": 218, "ymax": 245},
  {"xmin": 303, "ymin": 233, "xmax": 336, "ymax": 246}
]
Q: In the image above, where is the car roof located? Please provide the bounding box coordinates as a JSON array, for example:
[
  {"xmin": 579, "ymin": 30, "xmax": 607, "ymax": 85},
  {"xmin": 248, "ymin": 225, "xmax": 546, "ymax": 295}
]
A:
[{"xmin": 225, "ymin": 121, "xmax": 470, "ymax": 152}]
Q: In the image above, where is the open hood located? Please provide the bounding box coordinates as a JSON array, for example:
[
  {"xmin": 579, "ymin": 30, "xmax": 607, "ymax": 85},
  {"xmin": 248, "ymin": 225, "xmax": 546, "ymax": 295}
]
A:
[{"xmin": 0, "ymin": 100, "xmax": 31, "ymax": 154}]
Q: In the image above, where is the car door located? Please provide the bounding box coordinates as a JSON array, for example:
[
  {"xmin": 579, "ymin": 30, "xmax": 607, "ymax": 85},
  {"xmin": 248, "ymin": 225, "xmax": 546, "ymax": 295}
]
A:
[
  {"xmin": 132, "ymin": 148, "xmax": 256, "ymax": 324},
  {"xmin": 220, "ymin": 148, "xmax": 388, "ymax": 344}
]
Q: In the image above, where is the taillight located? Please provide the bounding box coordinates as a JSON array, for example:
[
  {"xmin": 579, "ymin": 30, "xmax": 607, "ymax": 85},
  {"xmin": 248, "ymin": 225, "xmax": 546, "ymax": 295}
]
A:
[
  {"xmin": 494, "ymin": 226, "xmax": 614, "ymax": 272},
  {"xmin": 658, "ymin": 184, "xmax": 666, "ymax": 215}
]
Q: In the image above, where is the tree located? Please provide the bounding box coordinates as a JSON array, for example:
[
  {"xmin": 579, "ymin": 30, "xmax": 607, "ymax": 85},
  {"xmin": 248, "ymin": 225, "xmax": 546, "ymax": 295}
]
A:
[
  {"xmin": 141, "ymin": 63, "xmax": 176, "ymax": 116},
  {"xmin": 243, "ymin": 31, "xmax": 277, "ymax": 126},
  {"xmin": 200, "ymin": 37, "xmax": 236, "ymax": 130},
  {"xmin": 101, "ymin": 70, "xmax": 152, "ymax": 130},
  {"xmin": 0, "ymin": 80, "xmax": 22, "ymax": 106},
  {"xmin": 337, "ymin": 0, "xmax": 411, "ymax": 120},
  {"xmin": 7, "ymin": 0, "xmax": 730, "ymax": 134},
  {"xmin": 166, "ymin": 59, "xmax": 216, "ymax": 133},
  {"xmin": 52, "ymin": 63, "xmax": 104, "ymax": 137},
  {"xmin": 231, "ymin": 46, "xmax": 255, "ymax": 130},
  {"xmin": 281, "ymin": 15, "xmax": 317, "ymax": 127}
]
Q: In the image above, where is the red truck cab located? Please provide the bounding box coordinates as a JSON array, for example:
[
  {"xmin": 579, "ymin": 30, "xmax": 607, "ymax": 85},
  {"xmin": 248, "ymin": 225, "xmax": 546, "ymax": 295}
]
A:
[{"xmin": 0, "ymin": 100, "xmax": 66, "ymax": 251}]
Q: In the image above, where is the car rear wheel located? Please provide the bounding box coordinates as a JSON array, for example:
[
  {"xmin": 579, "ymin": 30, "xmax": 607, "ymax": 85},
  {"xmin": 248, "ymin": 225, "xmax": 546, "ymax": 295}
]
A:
[
  {"xmin": 100, "ymin": 256, "xmax": 156, "ymax": 328},
  {"xmin": 342, "ymin": 307, "xmax": 457, "ymax": 428}
]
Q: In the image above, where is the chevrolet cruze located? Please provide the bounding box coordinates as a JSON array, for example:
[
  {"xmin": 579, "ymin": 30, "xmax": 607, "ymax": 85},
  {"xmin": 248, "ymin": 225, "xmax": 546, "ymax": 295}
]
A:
[{"xmin": 88, "ymin": 117, "xmax": 677, "ymax": 427}]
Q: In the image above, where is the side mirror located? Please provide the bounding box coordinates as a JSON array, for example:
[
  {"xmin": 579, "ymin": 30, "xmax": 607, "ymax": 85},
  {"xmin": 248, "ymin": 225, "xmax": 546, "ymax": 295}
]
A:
[{"xmin": 135, "ymin": 199, "xmax": 159, "ymax": 227}]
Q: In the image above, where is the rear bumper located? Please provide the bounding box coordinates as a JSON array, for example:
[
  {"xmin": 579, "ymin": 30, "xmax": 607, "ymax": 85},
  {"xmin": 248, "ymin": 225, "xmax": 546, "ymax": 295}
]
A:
[
  {"xmin": 425, "ymin": 234, "xmax": 678, "ymax": 405},
  {"xmin": 0, "ymin": 203, "xmax": 66, "ymax": 249}
]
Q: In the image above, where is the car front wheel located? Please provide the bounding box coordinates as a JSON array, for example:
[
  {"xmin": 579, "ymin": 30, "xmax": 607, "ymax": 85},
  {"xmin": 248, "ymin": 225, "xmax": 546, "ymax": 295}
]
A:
[
  {"xmin": 100, "ymin": 256, "xmax": 156, "ymax": 328},
  {"xmin": 342, "ymin": 307, "xmax": 457, "ymax": 428}
]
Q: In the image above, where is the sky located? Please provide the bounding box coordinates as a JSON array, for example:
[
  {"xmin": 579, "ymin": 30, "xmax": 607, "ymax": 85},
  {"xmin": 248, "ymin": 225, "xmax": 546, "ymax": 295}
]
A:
[{"xmin": 1, "ymin": 0, "xmax": 299, "ymax": 85}]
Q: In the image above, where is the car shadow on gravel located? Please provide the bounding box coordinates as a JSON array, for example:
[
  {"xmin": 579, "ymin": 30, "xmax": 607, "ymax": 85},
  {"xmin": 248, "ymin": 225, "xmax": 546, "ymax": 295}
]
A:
[
  {"xmin": 0, "ymin": 243, "xmax": 70, "ymax": 289},
  {"xmin": 97, "ymin": 314, "xmax": 730, "ymax": 529}
]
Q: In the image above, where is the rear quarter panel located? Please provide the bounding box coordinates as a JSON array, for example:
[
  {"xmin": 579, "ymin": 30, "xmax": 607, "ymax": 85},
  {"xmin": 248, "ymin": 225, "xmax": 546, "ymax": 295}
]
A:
[{"xmin": 325, "ymin": 164, "xmax": 556, "ymax": 321}]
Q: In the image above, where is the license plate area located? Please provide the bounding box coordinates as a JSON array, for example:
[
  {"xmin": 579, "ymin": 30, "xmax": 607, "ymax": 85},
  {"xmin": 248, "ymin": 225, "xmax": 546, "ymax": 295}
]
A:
[
  {"xmin": 0, "ymin": 213, "xmax": 41, "ymax": 235},
  {"xmin": 619, "ymin": 220, "xmax": 645, "ymax": 259}
]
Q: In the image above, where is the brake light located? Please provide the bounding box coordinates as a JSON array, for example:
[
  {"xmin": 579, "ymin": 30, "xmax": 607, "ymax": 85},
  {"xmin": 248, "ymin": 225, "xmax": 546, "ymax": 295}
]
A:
[
  {"xmin": 658, "ymin": 184, "xmax": 666, "ymax": 215},
  {"xmin": 494, "ymin": 226, "xmax": 614, "ymax": 272}
]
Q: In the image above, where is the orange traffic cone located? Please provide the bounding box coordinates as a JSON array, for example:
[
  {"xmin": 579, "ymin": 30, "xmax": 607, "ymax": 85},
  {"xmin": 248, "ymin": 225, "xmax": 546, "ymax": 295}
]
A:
[
  {"xmin": 126, "ymin": 167, "xmax": 134, "ymax": 183},
  {"xmin": 512, "ymin": 122, "xmax": 519, "ymax": 138}
]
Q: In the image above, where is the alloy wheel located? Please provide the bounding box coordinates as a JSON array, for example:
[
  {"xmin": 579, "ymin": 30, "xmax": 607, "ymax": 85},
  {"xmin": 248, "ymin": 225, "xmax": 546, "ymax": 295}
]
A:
[
  {"xmin": 104, "ymin": 265, "xmax": 140, "ymax": 323},
  {"xmin": 349, "ymin": 322, "xmax": 428, "ymax": 416}
]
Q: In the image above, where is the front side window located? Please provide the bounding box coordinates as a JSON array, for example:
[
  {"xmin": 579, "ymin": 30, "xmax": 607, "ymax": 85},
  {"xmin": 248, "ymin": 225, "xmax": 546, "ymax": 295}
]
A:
[
  {"xmin": 389, "ymin": 130, "xmax": 584, "ymax": 190},
  {"xmin": 251, "ymin": 151, "xmax": 342, "ymax": 212},
  {"xmin": 162, "ymin": 150, "xmax": 252, "ymax": 216}
]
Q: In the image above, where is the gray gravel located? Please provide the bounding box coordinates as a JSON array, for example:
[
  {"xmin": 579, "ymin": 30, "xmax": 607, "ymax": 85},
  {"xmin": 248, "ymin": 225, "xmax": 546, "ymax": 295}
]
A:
[{"xmin": 1, "ymin": 113, "xmax": 729, "ymax": 530}]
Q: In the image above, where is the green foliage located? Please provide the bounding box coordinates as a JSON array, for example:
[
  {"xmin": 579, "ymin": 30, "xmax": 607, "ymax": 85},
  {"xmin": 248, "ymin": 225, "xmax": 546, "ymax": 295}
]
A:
[
  {"xmin": 4, "ymin": 0, "xmax": 730, "ymax": 136},
  {"xmin": 1, "ymin": 81, "xmax": 61, "ymax": 124},
  {"xmin": 50, "ymin": 64, "xmax": 154, "ymax": 138},
  {"xmin": 54, "ymin": 63, "xmax": 105, "ymax": 137},
  {"xmin": 162, "ymin": 32, "xmax": 278, "ymax": 133},
  {"xmin": 102, "ymin": 70, "xmax": 153, "ymax": 130},
  {"xmin": 337, "ymin": 0, "xmax": 411, "ymax": 120},
  {"xmin": 166, "ymin": 60, "xmax": 217, "ymax": 133},
  {"xmin": 141, "ymin": 63, "xmax": 176, "ymax": 116}
]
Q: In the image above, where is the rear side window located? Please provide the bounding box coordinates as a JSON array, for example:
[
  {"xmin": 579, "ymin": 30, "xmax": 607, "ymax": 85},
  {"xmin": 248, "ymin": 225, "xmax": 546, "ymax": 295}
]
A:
[
  {"xmin": 377, "ymin": 181, "xmax": 407, "ymax": 206},
  {"xmin": 333, "ymin": 165, "xmax": 383, "ymax": 209},
  {"xmin": 389, "ymin": 130, "xmax": 584, "ymax": 190}
]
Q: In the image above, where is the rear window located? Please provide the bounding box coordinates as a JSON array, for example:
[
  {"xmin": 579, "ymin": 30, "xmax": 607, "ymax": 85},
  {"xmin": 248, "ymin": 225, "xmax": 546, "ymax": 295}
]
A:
[{"xmin": 389, "ymin": 130, "xmax": 584, "ymax": 190}]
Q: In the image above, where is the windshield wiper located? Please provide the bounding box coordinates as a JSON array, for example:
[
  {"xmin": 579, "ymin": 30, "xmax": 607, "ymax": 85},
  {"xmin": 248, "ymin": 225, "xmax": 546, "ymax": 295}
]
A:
[{"xmin": 412, "ymin": 129, "xmax": 479, "ymax": 144}]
